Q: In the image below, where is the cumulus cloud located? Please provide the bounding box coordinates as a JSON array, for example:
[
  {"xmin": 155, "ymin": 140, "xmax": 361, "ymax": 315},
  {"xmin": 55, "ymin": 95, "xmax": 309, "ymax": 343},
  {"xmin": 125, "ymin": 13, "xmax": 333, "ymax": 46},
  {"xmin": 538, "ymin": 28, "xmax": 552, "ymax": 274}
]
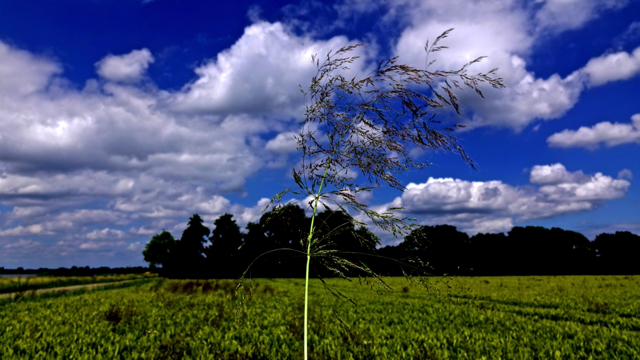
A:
[
  {"xmin": 547, "ymin": 114, "xmax": 640, "ymax": 148},
  {"xmin": 380, "ymin": 163, "xmax": 630, "ymax": 234},
  {"xmin": 581, "ymin": 46, "xmax": 640, "ymax": 87},
  {"xmin": 529, "ymin": 163, "xmax": 589, "ymax": 185},
  {"xmin": 95, "ymin": 49, "xmax": 155, "ymax": 83},
  {"xmin": 266, "ymin": 132, "xmax": 298, "ymax": 153},
  {"xmin": 170, "ymin": 21, "xmax": 371, "ymax": 117}
]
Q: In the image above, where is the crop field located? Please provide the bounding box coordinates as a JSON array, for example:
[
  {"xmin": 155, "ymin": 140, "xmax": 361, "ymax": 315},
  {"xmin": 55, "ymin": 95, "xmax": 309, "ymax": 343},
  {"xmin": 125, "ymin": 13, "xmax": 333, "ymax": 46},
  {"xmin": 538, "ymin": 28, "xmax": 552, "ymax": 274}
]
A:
[
  {"xmin": 0, "ymin": 275, "xmax": 638, "ymax": 359},
  {"xmin": 0, "ymin": 273, "xmax": 157, "ymax": 295}
]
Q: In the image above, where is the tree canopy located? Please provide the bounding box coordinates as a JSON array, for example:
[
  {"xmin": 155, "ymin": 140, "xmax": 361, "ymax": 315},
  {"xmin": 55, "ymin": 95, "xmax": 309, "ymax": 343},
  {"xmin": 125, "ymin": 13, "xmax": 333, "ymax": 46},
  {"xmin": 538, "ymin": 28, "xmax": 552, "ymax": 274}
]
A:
[{"xmin": 142, "ymin": 230, "xmax": 175, "ymax": 269}]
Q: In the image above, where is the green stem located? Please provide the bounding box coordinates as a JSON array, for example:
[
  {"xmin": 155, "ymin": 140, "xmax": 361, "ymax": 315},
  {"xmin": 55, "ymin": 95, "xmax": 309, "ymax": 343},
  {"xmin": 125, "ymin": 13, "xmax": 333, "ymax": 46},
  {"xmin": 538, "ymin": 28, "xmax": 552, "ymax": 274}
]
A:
[{"xmin": 303, "ymin": 109, "xmax": 366, "ymax": 360}]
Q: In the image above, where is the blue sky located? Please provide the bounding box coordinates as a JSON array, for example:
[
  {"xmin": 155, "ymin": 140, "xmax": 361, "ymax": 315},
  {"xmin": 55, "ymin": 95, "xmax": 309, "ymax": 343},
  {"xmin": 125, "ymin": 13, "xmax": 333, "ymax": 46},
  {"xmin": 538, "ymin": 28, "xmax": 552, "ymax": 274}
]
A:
[{"xmin": 0, "ymin": 0, "xmax": 639, "ymax": 268}]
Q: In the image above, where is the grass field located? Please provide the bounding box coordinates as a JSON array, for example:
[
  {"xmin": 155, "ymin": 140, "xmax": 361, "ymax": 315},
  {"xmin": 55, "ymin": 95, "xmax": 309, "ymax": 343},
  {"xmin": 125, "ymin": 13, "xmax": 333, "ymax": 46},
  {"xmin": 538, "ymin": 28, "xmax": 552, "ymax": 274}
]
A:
[{"xmin": 0, "ymin": 275, "xmax": 638, "ymax": 359}]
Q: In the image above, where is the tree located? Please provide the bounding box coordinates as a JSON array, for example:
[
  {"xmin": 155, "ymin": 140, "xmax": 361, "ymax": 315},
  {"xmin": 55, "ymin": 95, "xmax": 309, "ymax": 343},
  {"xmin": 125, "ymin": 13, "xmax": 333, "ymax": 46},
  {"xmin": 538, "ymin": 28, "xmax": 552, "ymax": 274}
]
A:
[
  {"xmin": 241, "ymin": 204, "xmax": 309, "ymax": 278},
  {"xmin": 173, "ymin": 214, "xmax": 210, "ymax": 278},
  {"xmin": 206, "ymin": 213, "xmax": 244, "ymax": 278},
  {"xmin": 314, "ymin": 209, "xmax": 376, "ymax": 252},
  {"xmin": 236, "ymin": 29, "xmax": 505, "ymax": 359},
  {"xmin": 505, "ymin": 226, "xmax": 596, "ymax": 275},
  {"xmin": 468, "ymin": 232, "xmax": 509, "ymax": 275},
  {"xmin": 507, "ymin": 226, "xmax": 551, "ymax": 275},
  {"xmin": 593, "ymin": 231, "xmax": 640, "ymax": 274},
  {"xmin": 142, "ymin": 230, "xmax": 175, "ymax": 269},
  {"xmin": 180, "ymin": 213, "xmax": 210, "ymax": 253},
  {"xmin": 400, "ymin": 224, "xmax": 471, "ymax": 275},
  {"xmin": 548, "ymin": 227, "xmax": 594, "ymax": 274},
  {"xmin": 312, "ymin": 209, "xmax": 378, "ymax": 278}
]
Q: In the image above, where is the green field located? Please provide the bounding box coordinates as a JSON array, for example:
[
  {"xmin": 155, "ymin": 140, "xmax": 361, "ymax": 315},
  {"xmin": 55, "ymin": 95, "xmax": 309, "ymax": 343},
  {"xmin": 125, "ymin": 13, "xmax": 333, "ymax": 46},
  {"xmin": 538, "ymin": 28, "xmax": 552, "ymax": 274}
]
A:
[{"xmin": 1, "ymin": 276, "xmax": 639, "ymax": 359}]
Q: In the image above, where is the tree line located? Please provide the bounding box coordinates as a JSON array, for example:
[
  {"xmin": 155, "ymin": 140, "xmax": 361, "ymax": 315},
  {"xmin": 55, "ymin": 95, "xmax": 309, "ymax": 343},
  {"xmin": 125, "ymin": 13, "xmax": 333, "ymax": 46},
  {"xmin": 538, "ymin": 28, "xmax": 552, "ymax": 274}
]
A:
[
  {"xmin": 143, "ymin": 204, "xmax": 640, "ymax": 278},
  {"xmin": 0, "ymin": 266, "xmax": 149, "ymax": 276}
]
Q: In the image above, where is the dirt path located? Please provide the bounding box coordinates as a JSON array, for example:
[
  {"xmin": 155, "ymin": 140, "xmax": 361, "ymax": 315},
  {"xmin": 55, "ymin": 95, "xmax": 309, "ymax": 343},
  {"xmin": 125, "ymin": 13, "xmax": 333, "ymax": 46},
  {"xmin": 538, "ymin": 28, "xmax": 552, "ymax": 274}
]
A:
[{"xmin": 0, "ymin": 279, "xmax": 145, "ymax": 300}]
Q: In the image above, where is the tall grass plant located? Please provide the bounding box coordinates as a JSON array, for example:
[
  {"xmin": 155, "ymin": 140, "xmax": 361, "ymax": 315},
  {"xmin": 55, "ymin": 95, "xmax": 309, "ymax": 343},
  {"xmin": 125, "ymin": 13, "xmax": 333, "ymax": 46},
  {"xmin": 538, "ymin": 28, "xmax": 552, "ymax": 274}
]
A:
[{"xmin": 236, "ymin": 29, "xmax": 505, "ymax": 358}]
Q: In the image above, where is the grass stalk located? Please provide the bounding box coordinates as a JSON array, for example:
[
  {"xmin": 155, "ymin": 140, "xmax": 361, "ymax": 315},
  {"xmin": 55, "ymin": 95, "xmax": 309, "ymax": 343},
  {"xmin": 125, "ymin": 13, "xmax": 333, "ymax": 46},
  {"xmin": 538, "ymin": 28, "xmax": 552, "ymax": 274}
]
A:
[{"xmin": 303, "ymin": 111, "xmax": 364, "ymax": 359}]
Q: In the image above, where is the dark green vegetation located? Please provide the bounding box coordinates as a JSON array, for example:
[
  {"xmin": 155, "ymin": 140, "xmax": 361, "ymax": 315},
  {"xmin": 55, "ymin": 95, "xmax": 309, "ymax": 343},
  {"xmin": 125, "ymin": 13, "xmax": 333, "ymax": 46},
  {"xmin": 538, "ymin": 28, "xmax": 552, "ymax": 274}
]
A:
[
  {"xmin": 0, "ymin": 273, "xmax": 156, "ymax": 295},
  {"xmin": 144, "ymin": 208, "xmax": 640, "ymax": 279},
  {"xmin": 0, "ymin": 266, "xmax": 150, "ymax": 277},
  {"xmin": 1, "ymin": 276, "xmax": 638, "ymax": 359}
]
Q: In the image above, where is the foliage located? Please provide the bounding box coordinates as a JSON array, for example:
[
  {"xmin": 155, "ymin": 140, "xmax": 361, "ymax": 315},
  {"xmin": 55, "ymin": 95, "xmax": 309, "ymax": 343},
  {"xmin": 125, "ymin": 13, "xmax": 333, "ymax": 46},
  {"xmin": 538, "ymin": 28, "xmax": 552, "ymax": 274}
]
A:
[
  {"xmin": 142, "ymin": 230, "xmax": 175, "ymax": 268},
  {"xmin": 593, "ymin": 231, "xmax": 640, "ymax": 274},
  {"xmin": 1, "ymin": 276, "xmax": 639, "ymax": 359},
  {"xmin": 142, "ymin": 211, "xmax": 640, "ymax": 278},
  {"xmin": 178, "ymin": 214, "xmax": 210, "ymax": 257},
  {"xmin": 206, "ymin": 213, "xmax": 244, "ymax": 279},
  {"xmin": 240, "ymin": 204, "xmax": 310, "ymax": 279},
  {"xmin": 168, "ymin": 214, "xmax": 210, "ymax": 278}
]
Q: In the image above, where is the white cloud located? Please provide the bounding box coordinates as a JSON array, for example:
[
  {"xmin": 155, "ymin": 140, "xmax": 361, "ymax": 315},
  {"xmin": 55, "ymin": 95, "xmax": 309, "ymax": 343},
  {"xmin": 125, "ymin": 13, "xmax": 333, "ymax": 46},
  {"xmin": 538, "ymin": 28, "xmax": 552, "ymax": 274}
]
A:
[
  {"xmin": 381, "ymin": 163, "xmax": 630, "ymax": 234},
  {"xmin": 534, "ymin": 0, "xmax": 630, "ymax": 34},
  {"xmin": 383, "ymin": 0, "xmax": 587, "ymax": 130},
  {"xmin": 170, "ymin": 21, "xmax": 371, "ymax": 117},
  {"xmin": 266, "ymin": 132, "xmax": 298, "ymax": 153},
  {"xmin": 0, "ymin": 224, "xmax": 48, "ymax": 236},
  {"xmin": 129, "ymin": 226, "xmax": 157, "ymax": 236},
  {"xmin": 582, "ymin": 46, "xmax": 640, "ymax": 87},
  {"xmin": 194, "ymin": 195, "xmax": 231, "ymax": 214},
  {"xmin": 95, "ymin": 49, "xmax": 154, "ymax": 83},
  {"xmin": 85, "ymin": 228, "xmax": 126, "ymax": 240},
  {"xmin": 530, "ymin": 163, "xmax": 589, "ymax": 185},
  {"xmin": 464, "ymin": 217, "xmax": 515, "ymax": 235},
  {"xmin": 0, "ymin": 42, "xmax": 61, "ymax": 96},
  {"xmin": 4, "ymin": 239, "xmax": 44, "ymax": 250},
  {"xmin": 230, "ymin": 198, "xmax": 272, "ymax": 228},
  {"xmin": 547, "ymin": 114, "xmax": 640, "ymax": 148}
]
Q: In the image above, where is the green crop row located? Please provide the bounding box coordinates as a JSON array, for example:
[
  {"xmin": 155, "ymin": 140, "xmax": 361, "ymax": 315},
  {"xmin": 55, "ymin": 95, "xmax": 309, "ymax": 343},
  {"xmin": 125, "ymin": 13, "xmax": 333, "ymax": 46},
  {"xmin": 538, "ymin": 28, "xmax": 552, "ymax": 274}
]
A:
[
  {"xmin": 0, "ymin": 276, "xmax": 638, "ymax": 359},
  {"xmin": 0, "ymin": 273, "xmax": 157, "ymax": 294}
]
